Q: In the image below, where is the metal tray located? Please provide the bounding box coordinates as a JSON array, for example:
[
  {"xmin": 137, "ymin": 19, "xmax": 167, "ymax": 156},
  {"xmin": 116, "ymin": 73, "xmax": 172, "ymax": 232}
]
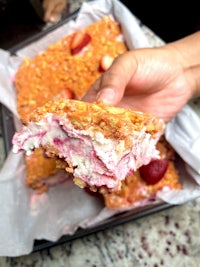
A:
[{"xmin": 0, "ymin": 10, "xmax": 175, "ymax": 253}]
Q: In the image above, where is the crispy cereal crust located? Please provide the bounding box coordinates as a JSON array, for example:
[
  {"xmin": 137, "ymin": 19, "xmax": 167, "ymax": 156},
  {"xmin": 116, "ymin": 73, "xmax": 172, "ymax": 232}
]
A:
[
  {"xmin": 29, "ymin": 98, "xmax": 165, "ymax": 149},
  {"xmin": 15, "ymin": 16, "xmax": 127, "ymax": 125}
]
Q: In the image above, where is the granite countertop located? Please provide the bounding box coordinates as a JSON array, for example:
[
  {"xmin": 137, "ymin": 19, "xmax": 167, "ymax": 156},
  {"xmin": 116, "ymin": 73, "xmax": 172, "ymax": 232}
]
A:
[
  {"xmin": 1, "ymin": 1, "xmax": 200, "ymax": 266},
  {"xmin": 1, "ymin": 199, "xmax": 200, "ymax": 267}
]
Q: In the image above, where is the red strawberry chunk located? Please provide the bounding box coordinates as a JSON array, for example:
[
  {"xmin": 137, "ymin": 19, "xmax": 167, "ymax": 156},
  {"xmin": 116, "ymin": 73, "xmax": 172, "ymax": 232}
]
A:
[
  {"xmin": 139, "ymin": 159, "xmax": 169, "ymax": 185},
  {"xmin": 64, "ymin": 88, "xmax": 74, "ymax": 99},
  {"xmin": 71, "ymin": 31, "xmax": 91, "ymax": 55}
]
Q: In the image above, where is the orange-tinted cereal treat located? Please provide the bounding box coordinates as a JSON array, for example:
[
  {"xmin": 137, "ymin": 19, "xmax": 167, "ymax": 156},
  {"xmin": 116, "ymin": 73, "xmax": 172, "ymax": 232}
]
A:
[{"xmin": 15, "ymin": 16, "xmax": 127, "ymax": 124}]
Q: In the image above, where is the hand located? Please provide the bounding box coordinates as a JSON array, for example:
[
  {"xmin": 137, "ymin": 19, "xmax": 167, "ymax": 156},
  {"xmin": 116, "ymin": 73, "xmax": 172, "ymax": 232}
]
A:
[
  {"xmin": 42, "ymin": 0, "xmax": 67, "ymax": 23},
  {"xmin": 83, "ymin": 44, "xmax": 197, "ymax": 122}
]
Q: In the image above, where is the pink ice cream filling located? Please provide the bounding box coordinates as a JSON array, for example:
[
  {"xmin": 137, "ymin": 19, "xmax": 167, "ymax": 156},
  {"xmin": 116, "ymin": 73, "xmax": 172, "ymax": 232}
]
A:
[{"xmin": 12, "ymin": 114, "xmax": 162, "ymax": 188}]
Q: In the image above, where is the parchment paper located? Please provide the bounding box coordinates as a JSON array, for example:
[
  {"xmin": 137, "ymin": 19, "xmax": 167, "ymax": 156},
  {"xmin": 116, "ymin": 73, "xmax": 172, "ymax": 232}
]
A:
[{"xmin": 0, "ymin": 0, "xmax": 200, "ymax": 257}]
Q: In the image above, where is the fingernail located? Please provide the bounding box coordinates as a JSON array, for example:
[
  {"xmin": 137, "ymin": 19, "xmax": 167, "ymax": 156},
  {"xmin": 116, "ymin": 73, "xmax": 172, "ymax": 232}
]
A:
[
  {"xmin": 50, "ymin": 16, "xmax": 56, "ymax": 22},
  {"xmin": 97, "ymin": 88, "xmax": 115, "ymax": 105},
  {"xmin": 50, "ymin": 15, "xmax": 61, "ymax": 23}
]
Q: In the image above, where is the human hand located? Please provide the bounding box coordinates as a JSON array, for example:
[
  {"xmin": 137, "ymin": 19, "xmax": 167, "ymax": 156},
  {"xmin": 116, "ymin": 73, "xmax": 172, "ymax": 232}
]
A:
[
  {"xmin": 42, "ymin": 0, "xmax": 67, "ymax": 23},
  {"xmin": 83, "ymin": 45, "xmax": 196, "ymax": 122}
]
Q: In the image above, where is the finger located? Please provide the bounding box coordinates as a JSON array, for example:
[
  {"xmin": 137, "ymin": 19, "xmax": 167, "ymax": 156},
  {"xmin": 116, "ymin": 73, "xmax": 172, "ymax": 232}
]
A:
[
  {"xmin": 43, "ymin": 0, "xmax": 54, "ymax": 22},
  {"xmin": 49, "ymin": 2, "xmax": 66, "ymax": 22},
  {"xmin": 82, "ymin": 78, "xmax": 101, "ymax": 102},
  {"xmin": 96, "ymin": 51, "xmax": 138, "ymax": 106},
  {"xmin": 43, "ymin": 0, "xmax": 66, "ymax": 22}
]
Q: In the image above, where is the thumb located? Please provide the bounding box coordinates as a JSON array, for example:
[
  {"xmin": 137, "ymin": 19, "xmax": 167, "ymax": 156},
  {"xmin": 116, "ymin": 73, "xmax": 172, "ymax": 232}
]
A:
[{"xmin": 96, "ymin": 51, "xmax": 137, "ymax": 106}]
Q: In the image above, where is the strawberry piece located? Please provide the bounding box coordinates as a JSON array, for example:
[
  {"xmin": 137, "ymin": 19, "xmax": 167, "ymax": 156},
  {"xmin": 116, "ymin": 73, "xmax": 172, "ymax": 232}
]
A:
[
  {"xmin": 139, "ymin": 159, "xmax": 169, "ymax": 185},
  {"xmin": 71, "ymin": 31, "xmax": 91, "ymax": 55},
  {"xmin": 64, "ymin": 88, "xmax": 74, "ymax": 99},
  {"xmin": 99, "ymin": 55, "xmax": 114, "ymax": 72}
]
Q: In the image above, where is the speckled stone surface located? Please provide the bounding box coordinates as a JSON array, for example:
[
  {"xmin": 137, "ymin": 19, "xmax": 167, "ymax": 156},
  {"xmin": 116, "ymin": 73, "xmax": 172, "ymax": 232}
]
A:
[
  {"xmin": 1, "ymin": 1, "xmax": 200, "ymax": 266},
  {"xmin": 1, "ymin": 199, "xmax": 200, "ymax": 266}
]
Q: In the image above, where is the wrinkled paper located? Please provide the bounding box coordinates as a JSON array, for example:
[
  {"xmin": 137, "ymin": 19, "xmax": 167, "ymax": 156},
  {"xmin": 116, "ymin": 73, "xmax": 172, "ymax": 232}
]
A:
[{"xmin": 0, "ymin": 0, "xmax": 200, "ymax": 257}]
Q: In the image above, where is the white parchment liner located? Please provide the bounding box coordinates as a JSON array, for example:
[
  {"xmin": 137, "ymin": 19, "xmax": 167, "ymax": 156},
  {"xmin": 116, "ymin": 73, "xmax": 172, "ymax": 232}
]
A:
[{"xmin": 0, "ymin": 0, "xmax": 200, "ymax": 257}]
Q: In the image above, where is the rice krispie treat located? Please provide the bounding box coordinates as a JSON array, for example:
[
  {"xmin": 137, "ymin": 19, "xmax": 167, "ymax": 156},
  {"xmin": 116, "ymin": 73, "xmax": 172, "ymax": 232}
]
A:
[
  {"xmin": 15, "ymin": 16, "xmax": 127, "ymax": 124},
  {"xmin": 12, "ymin": 98, "xmax": 165, "ymax": 192}
]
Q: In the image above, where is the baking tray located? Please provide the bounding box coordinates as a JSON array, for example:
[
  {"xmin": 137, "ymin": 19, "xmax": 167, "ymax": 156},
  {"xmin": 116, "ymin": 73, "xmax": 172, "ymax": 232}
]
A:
[
  {"xmin": 0, "ymin": 90, "xmax": 174, "ymax": 254},
  {"xmin": 0, "ymin": 9, "xmax": 175, "ymax": 253}
]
